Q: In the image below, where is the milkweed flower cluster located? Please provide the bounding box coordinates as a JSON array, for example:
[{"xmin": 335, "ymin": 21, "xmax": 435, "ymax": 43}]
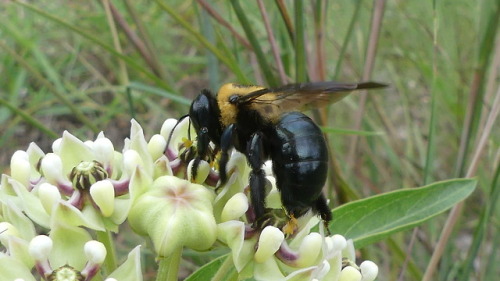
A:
[{"xmin": 0, "ymin": 118, "xmax": 378, "ymax": 281}]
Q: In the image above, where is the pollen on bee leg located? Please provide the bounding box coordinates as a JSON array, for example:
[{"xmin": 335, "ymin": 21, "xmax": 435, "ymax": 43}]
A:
[
  {"xmin": 282, "ymin": 214, "xmax": 298, "ymax": 235},
  {"xmin": 182, "ymin": 137, "xmax": 193, "ymax": 148}
]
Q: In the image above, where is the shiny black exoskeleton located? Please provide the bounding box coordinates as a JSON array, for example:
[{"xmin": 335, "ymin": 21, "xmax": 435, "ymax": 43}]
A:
[{"xmin": 173, "ymin": 81, "xmax": 386, "ymax": 231}]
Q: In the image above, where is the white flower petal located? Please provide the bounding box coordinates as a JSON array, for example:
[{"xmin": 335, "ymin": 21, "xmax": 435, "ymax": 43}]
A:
[
  {"xmin": 339, "ymin": 266, "xmax": 362, "ymax": 281},
  {"xmin": 84, "ymin": 241, "xmax": 107, "ymax": 264},
  {"xmin": 255, "ymin": 226, "xmax": 284, "ymax": 263},
  {"xmin": 221, "ymin": 192, "xmax": 248, "ymax": 222},
  {"xmin": 360, "ymin": 260, "xmax": 378, "ymax": 281}
]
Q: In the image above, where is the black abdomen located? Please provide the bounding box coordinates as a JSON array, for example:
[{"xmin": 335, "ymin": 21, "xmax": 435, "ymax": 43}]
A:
[{"xmin": 269, "ymin": 112, "xmax": 328, "ymax": 214}]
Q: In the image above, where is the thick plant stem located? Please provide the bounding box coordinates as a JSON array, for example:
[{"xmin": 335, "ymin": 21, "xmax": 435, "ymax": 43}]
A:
[
  {"xmin": 156, "ymin": 248, "xmax": 183, "ymax": 281},
  {"xmin": 96, "ymin": 230, "xmax": 117, "ymax": 274}
]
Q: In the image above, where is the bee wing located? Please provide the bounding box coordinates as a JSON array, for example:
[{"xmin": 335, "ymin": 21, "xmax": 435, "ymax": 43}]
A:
[{"xmin": 238, "ymin": 81, "xmax": 386, "ymax": 119}]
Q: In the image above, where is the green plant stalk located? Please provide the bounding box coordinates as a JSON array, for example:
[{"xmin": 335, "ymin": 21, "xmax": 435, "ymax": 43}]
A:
[
  {"xmin": 198, "ymin": 5, "xmax": 220, "ymax": 90},
  {"xmin": 123, "ymin": 0, "xmax": 168, "ymax": 80},
  {"xmin": 459, "ymin": 162, "xmax": 500, "ymax": 280},
  {"xmin": 14, "ymin": 0, "xmax": 172, "ymax": 92},
  {"xmin": 0, "ymin": 41, "xmax": 100, "ymax": 133},
  {"xmin": 0, "ymin": 97, "xmax": 58, "ymax": 138},
  {"xmin": 96, "ymin": 230, "xmax": 117, "ymax": 275},
  {"xmin": 230, "ymin": 0, "xmax": 278, "ymax": 87},
  {"xmin": 294, "ymin": 0, "xmax": 307, "ymax": 82},
  {"xmin": 455, "ymin": 2, "xmax": 500, "ymax": 177},
  {"xmin": 333, "ymin": 0, "xmax": 363, "ymax": 79},
  {"xmin": 102, "ymin": 0, "xmax": 129, "ymax": 85},
  {"xmin": 156, "ymin": 248, "xmax": 183, "ymax": 281},
  {"xmin": 155, "ymin": 0, "xmax": 249, "ymax": 84},
  {"xmin": 274, "ymin": 0, "xmax": 295, "ymax": 42}
]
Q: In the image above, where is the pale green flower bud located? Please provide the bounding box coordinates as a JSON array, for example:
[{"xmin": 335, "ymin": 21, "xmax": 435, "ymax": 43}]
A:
[
  {"xmin": 221, "ymin": 192, "xmax": 248, "ymax": 222},
  {"xmin": 40, "ymin": 153, "xmax": 66, "ymax": 185},
  {"xmin": 325, "ymin": 234, "xmax": 347, "ymax": 259},
  {"xmin": 29, "ymin": 235, "xmax": 52, "ymax": 261},
  {"xmin": 339, "ymin": 266, "xmax": 362, "ymax": 281},
  {"xmin": 295, "ymin": 232, "xmax": 322, "ymax": 267},
  {"xmin": 38, "ymin": 183, "xmax": 61, "ymax": 214},
  {"xmin": 52, "ymin": 138, "xmax": 62, "ymax": 154},
  {"xmin": 123, "ymin": 150, "xmax": 144, "ymax": 176},
  {"xmin": 128, "ymin": 176, "xmax": 217, "ymax": 257},
  {"xmin": 92, "ymin": 136, "xmax": 115, "ymax": 167},
  {"xmin": 90, "ymin": 180, "xmax": 115, "ymax": 217},
  {"xmin": 84, "ymin": 240, "xmax": 107, "ymax": 264},
  {"xmin": 148, "ymin": 134, "xmax": 167, "ymax": 160},
  {"xmin": 11, "ymin": 151, "xmax": 31, "ymax": 187},
  {"xmin": 360, "ymin": 260, "xmax": 378, "ymax": 281},
  {"xmin": 187, "ymin": 159, "xmax": 210, "ymax": 184},
  {"xmin": 254, "ymin": 226, "xmax": 284, "ymax": 263}
]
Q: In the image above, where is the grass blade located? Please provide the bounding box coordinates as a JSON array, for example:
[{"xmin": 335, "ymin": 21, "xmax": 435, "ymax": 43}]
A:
[{"xmin": 230, "ymin": 0, "xmax": 278, "ymax": 87}]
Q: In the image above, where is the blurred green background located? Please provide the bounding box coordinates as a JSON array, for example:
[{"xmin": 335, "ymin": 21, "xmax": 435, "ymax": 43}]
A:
[{"xmin": 0, "ymin": 0, "xmax": 498, "ymax": 280}]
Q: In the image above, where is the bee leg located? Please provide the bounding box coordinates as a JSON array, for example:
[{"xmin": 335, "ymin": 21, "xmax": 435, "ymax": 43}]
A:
[
  {"xmin": 218, "ymin": 124, "xmax": 237, "ymax": 186},
  {"xmin": 192, "ymin": 127, "xmax": 209, "ymax": 181},
  {"xmin": 314, "ymin": 194, "xmax": 332, "ymax": 235},
  {"xmin": 246, "ymin": 132, "xmax": 268, "ymax": 228}
]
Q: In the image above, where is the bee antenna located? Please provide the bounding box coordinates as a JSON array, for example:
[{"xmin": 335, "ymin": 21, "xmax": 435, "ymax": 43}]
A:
[{"xmin": 166, "ymin": 114, "xmax": 190, "ymax": 150}]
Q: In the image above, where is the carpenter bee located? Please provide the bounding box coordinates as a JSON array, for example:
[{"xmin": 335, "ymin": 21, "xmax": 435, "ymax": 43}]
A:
[{"xmin": 168, "ymin": 81, "xmax": 385, "ymax": 233}]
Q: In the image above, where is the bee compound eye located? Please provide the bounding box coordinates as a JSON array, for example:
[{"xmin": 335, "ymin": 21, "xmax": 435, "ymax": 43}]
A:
[{"xmin": 229, "ymin": 95, "xmax": 239, "ymax": 104}]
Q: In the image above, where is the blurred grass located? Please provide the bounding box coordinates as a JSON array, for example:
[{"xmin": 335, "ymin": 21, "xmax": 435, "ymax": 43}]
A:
[{"xmin": 0, "ymin": 0, "xmax": 498, "ymax": 280}]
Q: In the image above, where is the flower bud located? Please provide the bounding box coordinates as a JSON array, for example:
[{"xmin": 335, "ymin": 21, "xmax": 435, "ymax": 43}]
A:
[
  {"xmin": 295, "ymin": 232, "xmax": 322, "ymax": 267},
  {"xmin": 128, "ymin": 176, "xmax": 216, "ymax": 257},
  {"xmin": 40, "ymin": 153, "xmax": 65, "ymax": 185},
  {"xmin": 187, "ymin": 159, "xmax": 210, "ymax": 184},
  {"xmin": 339, "ymin": 266, "xmax": 362, "ymax": 281},
  {"xmin": 93, "ymin": 136, "xmax": 115, "ymax": 166},
  {"xmin": 84, "ymin": 240, "xmax": 107, "ymax": 264},
  {"xmin": 123, "ymin": 150, "xmax": 143, "ymax": 176},
  {"xmin": 324, "ymin": 234, "xmax": 347, "ymax": 259},
  {"xmin": 221, "ymin": 192, "xmax": 248, "ymax": 222},
  {"xmin": 360, "ymin": 260, "xmax": 378, "ymax": 281},
  {"xmin": 90, "ymin": 180, "xmax": 115, "ymax": 217},
  {"xmin": 11, "ymin": 150, "xmax": 31, "ymax": 187},
  {"xmin": 29, "ymin": 235, "xmax": 52, "ymax": 261},
  {"xmin": 148, "ymin": 134, "xmax": 167, "ymax": 160},
  {"xmin": 52, "ymin": 138, "xmax": 62, "ymax": 154},
  {"xmin": 254, "ymin": 226, "xmax": 284, "ymax": 263},
  {"xmin": 38, "ymin": 183, "xmax": 61, "ymax": 214}
]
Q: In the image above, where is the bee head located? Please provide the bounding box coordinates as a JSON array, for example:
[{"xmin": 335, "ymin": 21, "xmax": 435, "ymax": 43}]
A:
[
  {"xmin": 217, "ymin": 83, "xmax": 265, "ymax": 126},
  {"xmin": 189, "ymin": 89, "xmax": 223, "ymax": 145}
]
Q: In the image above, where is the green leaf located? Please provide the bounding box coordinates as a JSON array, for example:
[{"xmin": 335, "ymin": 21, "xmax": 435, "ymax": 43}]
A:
[
  {"xmin": 330, "ymin": 178, "xmax": 477, "ymax": 248},
  {"xmin": 185, "ymin": 254, "xmax": 230, "ymax": 281},
  {"xmin": 127, "ymin": 81, "xmax": 191, "ymax": 107}
]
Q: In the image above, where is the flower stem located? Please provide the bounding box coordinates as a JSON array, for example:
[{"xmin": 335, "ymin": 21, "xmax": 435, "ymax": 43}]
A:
[
  {"xmin": 96, "ymin": 230, "xmax": 117, "ymax": 274},
  {"xmin": 212, "ymin": 254, "xmax": 237, "ymax": 281},
  {"xmin": 157, "ymin": 248, "xmax": 183, "ymax": 281}
]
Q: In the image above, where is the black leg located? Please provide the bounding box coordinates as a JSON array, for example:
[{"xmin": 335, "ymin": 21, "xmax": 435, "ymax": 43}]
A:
[
  {"xmin": 218, "ymin": 124, "xmax": 236, "ymax": 186},
  {"xmin": 314, "ymin": 193, "xmax": 332, "ymax": 233},
  {"xmin": 191, "ymin": 127, "xmax": 209, "ymax": 181},
  {"xmin": 246, "ymin": 132, "xmax": 268, "ymax": 227}
]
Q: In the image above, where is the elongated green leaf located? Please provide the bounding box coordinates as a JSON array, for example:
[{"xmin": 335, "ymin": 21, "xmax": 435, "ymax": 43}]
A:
[
  {"xmin": 330, "ymin": 178, "xmax": 477, "ymax": 248},
  {"xmin": 185, "ymin": 254, "xmax": 230, "ymax": 281},
  {"xmin": 127, "ymin": 82, "xmax": 191, "ymax": 106}
]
